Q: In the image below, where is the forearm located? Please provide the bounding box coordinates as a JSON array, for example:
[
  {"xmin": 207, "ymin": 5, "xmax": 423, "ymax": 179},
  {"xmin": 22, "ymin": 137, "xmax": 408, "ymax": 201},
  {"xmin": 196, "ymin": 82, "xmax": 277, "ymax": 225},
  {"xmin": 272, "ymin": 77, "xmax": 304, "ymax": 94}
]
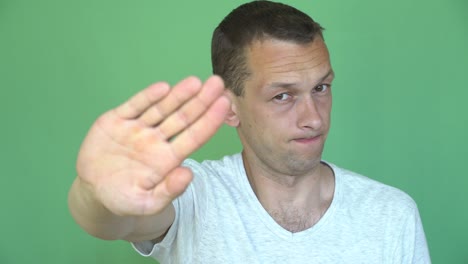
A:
[{"xmin": 68, "ymin": 177, "xmax": 174, "ymax": 242}]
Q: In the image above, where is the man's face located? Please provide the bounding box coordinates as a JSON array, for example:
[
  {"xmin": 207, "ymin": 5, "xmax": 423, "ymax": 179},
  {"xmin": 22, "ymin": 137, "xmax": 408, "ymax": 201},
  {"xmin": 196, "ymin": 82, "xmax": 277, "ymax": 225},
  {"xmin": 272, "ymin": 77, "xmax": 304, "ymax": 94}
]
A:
[{"xmin": 229, "ymin": 37, "xmax": 334, "ymax": 176}]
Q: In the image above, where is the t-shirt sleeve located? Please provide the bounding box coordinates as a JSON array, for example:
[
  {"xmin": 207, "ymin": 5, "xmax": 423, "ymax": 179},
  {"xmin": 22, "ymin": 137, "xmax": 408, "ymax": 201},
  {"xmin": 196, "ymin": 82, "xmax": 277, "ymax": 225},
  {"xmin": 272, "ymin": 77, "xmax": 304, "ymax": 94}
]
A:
[
  {"xmin": 391, "ymin": 204, "xmax": 431, "ymax": 264},
  {"xmin": 131, "ymin": 158, "xmax": 208, "ymax": 263}
]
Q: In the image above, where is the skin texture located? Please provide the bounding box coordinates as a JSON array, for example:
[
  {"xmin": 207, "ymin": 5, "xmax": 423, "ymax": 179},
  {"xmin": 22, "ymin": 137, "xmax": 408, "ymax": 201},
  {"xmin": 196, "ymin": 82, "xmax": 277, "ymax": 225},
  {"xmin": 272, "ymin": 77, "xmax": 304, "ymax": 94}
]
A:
[
  {"xmin": 69, "ymin": 76, "xmax": 230, "ymax": 241},
  {"xmin": 225, "ymin": 38, "xmax": 336, "ymax": 232}
]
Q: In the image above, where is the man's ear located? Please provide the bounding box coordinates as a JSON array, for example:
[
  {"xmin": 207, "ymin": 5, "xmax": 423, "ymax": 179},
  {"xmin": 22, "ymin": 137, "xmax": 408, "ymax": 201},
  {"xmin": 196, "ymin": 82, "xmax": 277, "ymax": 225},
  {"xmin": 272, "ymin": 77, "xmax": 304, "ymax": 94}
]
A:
[{"xmin": 224, "ymin": 90, "xmax": 240, "ymax": 127}]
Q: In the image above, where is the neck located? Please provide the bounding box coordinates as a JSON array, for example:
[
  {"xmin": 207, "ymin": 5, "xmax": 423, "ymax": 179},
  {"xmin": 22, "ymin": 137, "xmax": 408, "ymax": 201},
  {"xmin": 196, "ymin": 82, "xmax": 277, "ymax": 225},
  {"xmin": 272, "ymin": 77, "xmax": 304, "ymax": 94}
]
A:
[{"xmin": 242, "ymin": 151, "xmax": 335, "ymax": 232}]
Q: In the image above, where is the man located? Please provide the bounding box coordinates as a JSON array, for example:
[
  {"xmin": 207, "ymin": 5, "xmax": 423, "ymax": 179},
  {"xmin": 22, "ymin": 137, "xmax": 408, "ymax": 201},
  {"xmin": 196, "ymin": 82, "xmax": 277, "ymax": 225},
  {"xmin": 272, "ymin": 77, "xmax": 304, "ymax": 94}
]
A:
[{"xmin": 68, "ymin": 1, "xmax": 431, "ymax": 263}]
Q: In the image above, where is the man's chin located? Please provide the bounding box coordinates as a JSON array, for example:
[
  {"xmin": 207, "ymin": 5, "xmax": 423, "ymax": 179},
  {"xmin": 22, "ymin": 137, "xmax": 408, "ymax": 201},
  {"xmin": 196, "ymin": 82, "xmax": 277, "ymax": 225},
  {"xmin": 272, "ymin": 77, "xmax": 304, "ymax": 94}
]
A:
[{"xmin": 281, "ymin": 153, "xmax": 323, "ymax": 175}]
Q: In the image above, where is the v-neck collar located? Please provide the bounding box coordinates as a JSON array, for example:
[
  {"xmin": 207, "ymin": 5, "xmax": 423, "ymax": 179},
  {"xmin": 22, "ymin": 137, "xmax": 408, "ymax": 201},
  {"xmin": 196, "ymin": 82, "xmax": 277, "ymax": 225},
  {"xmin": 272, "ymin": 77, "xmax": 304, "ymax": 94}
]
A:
[{"xmin": 233, "ymin": 153, "xmax": 341, "ymax": 242}]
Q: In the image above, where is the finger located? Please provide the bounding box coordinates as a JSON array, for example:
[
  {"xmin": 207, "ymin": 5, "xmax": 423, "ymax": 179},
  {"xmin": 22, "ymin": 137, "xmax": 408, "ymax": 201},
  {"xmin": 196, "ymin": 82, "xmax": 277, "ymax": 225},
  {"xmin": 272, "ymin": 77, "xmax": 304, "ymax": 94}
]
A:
[
  {"xmin": 139, "ymin": 76, "xmax": 203, "ymax": 127},
  {"xmin": 170, "ymin": 95, "xmax": 231, "ymax": 160},
  {"xmin": 114, "ymin": 82, "xmax": 170, "ymax": 119},
  {"xmin": 146, "ymin": 167, "xmax": 193, "ymax": 215},
  {"xmin": 156, "ymin": 75, "xmax": 226, "ymax": 140}
]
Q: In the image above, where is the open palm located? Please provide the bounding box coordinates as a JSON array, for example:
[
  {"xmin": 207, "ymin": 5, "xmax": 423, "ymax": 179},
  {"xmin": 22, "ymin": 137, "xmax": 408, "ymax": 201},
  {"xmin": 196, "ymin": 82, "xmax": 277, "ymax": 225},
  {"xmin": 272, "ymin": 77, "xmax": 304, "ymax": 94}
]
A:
[{"xmin": 76, "ymin": 76, "xmax": 230, "ymax": 217}]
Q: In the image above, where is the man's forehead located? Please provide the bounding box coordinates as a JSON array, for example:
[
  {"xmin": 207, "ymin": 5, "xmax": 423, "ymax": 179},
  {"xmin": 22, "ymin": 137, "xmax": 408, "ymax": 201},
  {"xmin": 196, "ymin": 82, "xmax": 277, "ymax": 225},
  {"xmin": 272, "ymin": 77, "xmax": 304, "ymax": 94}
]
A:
[
  {"xmin": 246, "ymin": 38, "xmax": 328, "ymax": 65},
  {"xmin": 244, "ymin": 37, "xmax": 331, "ymax": 84},
  {"xmin": 246, "ymin": 36, "xmax": 327, "ymax": 52},
  {"xmin": 263, "ymin": 68, "xmax": 334, "ymax": 90}
]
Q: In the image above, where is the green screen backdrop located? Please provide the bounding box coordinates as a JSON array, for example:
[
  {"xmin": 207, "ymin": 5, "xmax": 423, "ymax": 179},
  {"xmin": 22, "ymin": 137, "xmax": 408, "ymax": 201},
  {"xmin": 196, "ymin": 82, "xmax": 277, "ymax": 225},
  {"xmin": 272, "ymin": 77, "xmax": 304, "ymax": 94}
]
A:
[{"xmin": 1, "ymin": 0, "xmax": 467, "ymax": 263}]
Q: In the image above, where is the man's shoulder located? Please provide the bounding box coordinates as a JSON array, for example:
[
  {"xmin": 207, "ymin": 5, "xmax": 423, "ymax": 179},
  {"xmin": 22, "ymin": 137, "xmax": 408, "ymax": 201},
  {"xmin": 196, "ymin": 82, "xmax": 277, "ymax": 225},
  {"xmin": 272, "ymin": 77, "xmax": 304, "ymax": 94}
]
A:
[
  {"xmin": 182, "ymin": 153, "xmax": 244, "ymax": 189},
  {"xmin": 329, "ymin": 162, "xmax": 418, "ymax": 214},
  {"xmin": 183, "ymin": 153, "xmax": 242, "ymax": 173}
]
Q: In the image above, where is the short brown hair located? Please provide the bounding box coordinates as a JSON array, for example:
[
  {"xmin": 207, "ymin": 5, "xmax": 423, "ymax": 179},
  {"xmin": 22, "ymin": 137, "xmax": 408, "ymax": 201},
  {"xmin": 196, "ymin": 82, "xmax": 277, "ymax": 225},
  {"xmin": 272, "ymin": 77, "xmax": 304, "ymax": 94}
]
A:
[{"xmin": 211, "ymin": 1, "xmax": 324, "ymax": 96}]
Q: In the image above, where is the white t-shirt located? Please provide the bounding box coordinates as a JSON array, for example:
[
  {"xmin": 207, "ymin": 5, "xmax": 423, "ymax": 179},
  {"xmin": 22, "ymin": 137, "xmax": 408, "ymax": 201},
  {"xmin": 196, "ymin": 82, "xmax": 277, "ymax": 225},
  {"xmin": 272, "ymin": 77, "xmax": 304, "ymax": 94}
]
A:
[{"xmin": 133, "ymin": 153, "xmax": 431, "ymax": 263}]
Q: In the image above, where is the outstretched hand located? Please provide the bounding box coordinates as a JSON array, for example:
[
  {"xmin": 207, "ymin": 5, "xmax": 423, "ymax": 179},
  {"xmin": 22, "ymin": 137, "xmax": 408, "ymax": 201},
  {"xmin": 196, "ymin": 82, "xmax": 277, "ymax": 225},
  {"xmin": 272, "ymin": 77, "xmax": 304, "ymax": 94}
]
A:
[{"xmin": 76, "ymin": 76, "xmax": 230, "ymax": 217}]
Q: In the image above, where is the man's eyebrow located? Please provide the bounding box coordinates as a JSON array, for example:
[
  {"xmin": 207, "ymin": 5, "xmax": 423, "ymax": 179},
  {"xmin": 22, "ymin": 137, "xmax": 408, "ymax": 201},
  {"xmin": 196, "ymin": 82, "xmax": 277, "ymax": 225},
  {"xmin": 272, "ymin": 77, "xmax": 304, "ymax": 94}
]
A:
[
  {"xmin": 266, "ymin": 81, "xmax": 297, "ymax": 90},
  {"xmin": 266, "ymin": 69, "xmax": 335, "ymax": 90},
  {"xmin": 319, "ymin": 69, "xmax": 335, "ymax": 83}
]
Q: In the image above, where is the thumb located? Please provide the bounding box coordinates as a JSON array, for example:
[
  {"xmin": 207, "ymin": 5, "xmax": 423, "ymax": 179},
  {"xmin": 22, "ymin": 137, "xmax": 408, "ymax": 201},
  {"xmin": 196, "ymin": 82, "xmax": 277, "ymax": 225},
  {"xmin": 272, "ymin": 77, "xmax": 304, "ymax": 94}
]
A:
[{"xmin": 146, "ymin": 167, "xmax": 193, "ymax": 215}]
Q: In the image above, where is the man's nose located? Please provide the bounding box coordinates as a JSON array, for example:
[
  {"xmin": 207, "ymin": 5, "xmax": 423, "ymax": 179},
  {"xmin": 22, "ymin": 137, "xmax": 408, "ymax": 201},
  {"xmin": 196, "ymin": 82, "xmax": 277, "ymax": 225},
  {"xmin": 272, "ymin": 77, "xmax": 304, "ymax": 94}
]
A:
[{"xmin": 296, "ymin": 97, "xmax": 322, "ymax": 130}]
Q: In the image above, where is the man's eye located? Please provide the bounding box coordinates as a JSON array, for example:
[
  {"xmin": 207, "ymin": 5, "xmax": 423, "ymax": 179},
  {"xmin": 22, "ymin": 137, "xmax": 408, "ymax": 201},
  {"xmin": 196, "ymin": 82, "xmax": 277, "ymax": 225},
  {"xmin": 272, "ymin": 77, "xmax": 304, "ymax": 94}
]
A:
[
  {"xmin": 273, "ymin": 93, "xmax": 291, "ymax": 101},
  {"xmin": 314, "ymin": 84, "xmax": 330, "ymax": 93}
]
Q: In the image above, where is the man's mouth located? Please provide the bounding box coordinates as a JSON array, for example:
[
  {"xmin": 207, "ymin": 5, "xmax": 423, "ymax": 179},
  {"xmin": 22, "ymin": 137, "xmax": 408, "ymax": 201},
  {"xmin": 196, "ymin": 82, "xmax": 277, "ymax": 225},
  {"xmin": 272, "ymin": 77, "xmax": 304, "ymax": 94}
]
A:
[{"xmin": 293, "ymin": 135, "xmax": 321, "ymax": 143}]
